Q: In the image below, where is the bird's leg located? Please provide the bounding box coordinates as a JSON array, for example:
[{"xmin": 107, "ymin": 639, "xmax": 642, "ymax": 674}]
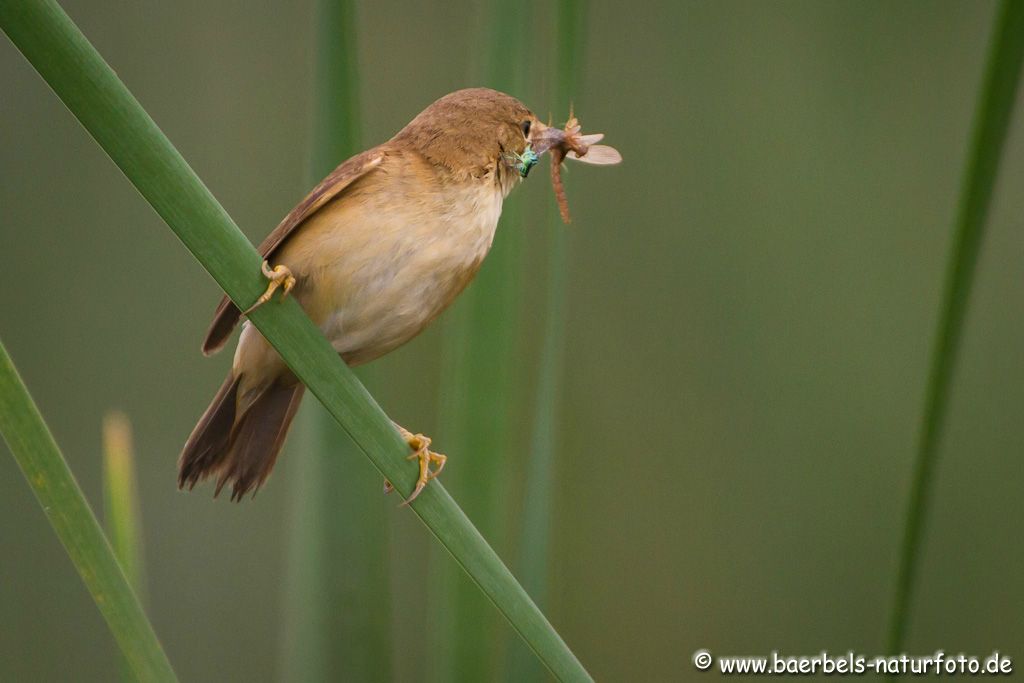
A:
[
  {"xmin": 383, "ymin": 423, "xmax": 447, "ymax": 504},
  {"xmin": 242, "ymin": 260, "xmax": 296, "ymax": 316}
]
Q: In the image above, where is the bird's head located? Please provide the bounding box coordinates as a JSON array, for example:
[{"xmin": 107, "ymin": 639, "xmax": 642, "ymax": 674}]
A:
[{"xmin": 392, "ymin": 88, "xmax": 543, "ymax": 195}]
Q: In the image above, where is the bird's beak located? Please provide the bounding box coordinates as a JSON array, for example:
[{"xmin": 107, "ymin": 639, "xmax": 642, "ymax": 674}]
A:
[
  {"xmin": 527, "ymin": 119, "xmax": 562, "ymax": 156},
  {"xmin": 528, "ymin": 117, "xmax": 620, "ymax": 166}
]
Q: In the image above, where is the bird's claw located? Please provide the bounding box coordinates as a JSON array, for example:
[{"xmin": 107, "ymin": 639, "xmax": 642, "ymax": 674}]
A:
[
  {"xmin": 383, "ymin": 426, "xmax": 447, "ymax": 505},
  {"xmin": 242, "ymin": 261, "xmax": 296, "ymax": 316}
]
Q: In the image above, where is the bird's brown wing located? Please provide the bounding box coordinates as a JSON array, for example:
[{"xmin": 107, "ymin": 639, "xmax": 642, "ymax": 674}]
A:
[{"xmin": 201, "ymin": 149, "xmax": 386, "ymax": 355}]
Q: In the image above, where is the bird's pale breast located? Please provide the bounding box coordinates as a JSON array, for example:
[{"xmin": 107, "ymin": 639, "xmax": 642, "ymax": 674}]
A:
[{"xmin": 232, "ymin": 157, "xmax": 505, "ymax": 387}]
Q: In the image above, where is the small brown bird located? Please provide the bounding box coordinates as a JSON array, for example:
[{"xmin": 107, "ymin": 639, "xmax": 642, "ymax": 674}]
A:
[{"xmin": 178, "ymin": 88, "xmax": 618, "ymax": 502}]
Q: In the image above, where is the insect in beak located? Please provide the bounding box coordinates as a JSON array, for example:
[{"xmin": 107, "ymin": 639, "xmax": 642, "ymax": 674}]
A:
[
  {"xmin": 526, "ymin": 112, "xmax": 623, "ymax": 223},
  {"xmin": 526, "ymin": 119, "xmax": 561, "ymax": 156},
  {"xmin": 505, "ymin": 144, "xmax": 540, "ymax": 178}
]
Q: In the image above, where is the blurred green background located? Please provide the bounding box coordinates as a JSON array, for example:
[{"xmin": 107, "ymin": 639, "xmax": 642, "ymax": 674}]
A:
[{"xmin": 2, "ymin": 0, "xmax": 1023, "ymax": 681}]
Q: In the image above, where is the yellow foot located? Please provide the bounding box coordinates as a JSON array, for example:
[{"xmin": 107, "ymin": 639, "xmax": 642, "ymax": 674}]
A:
[
  {"xmin": 383, "ymin": 424, "xmax": 447, "ymax": 504},
  {"xmin": 242, "ymin": 261, "xmax": 296, "ymax": 316}
]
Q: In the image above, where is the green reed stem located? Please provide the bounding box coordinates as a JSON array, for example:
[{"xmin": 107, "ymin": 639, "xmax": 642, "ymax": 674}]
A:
[
  {"xmin": 102, "ymin": 411, "xmax": 147, "ymax": 682},
  {"xmin": 280, "ymin": 1, "xmax": 391, "ymax": 680},
  {"xmin": 507, "ymin": 2, "xmax": 584, "ymax": 681},
  {"xmin": 0, "ymin": 0, "xmax": 590, "ymax": 679},
  {"xmin": 102, "ymin": 411, "xmax": 146, "ymax": 605},
  {"xmin": 0, "ymin": 342, "xmax": 176, "ymax": 682},
  {"xmin": 432, "ymin": 2, "xmax": 533, "ymax": 680},
  {"xmin": 887, "ymin": 0, "xmax": 1024, "ymax": 658}
]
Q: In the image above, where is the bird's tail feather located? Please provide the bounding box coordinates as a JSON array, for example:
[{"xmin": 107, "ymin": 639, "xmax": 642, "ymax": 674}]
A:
[{"xmin": 178, "ymin": 374, "xmax": 304, "ymax": 501}]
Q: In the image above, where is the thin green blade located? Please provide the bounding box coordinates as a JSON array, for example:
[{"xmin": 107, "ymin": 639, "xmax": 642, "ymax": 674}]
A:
[
  {"xmin": 887, "ymin": 0, "xmax": 1024, "ymax": 658},
  {"xmin": 0, "ymin": 0, "xmax": 591, "ymax": 679},
  {"xmin": 0, "ymin": 341, "xmax": 176, "ymax": 682},
  {"xmin": 432, "ymin": 2, "xmax": 533, "ymax": 680},
  {"xmin": 102, "ymin": 411, "xmax": 147, "ymax": 683},
  {"xmin": 280, "ymin": 1, "xmax": 392, "ymax": 680}
]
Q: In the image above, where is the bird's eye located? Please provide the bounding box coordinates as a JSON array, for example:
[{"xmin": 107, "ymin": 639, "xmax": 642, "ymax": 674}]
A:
[{"xmin": 520, "ymin": 120, "xmax": 532, "ymax": 137}]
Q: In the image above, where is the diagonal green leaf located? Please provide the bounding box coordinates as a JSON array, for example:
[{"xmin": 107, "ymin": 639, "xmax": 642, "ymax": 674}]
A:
[
  {"xmin": 0, "ymin": 0, "xmax": 591, "ymax": 679},
  {"xmin": 0, "ymin": 341, "xmax": 177, "ymax": 682},
  {"xmin": 888, "ymin": 0, "xmax": 1024, "ymax": 657}
]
